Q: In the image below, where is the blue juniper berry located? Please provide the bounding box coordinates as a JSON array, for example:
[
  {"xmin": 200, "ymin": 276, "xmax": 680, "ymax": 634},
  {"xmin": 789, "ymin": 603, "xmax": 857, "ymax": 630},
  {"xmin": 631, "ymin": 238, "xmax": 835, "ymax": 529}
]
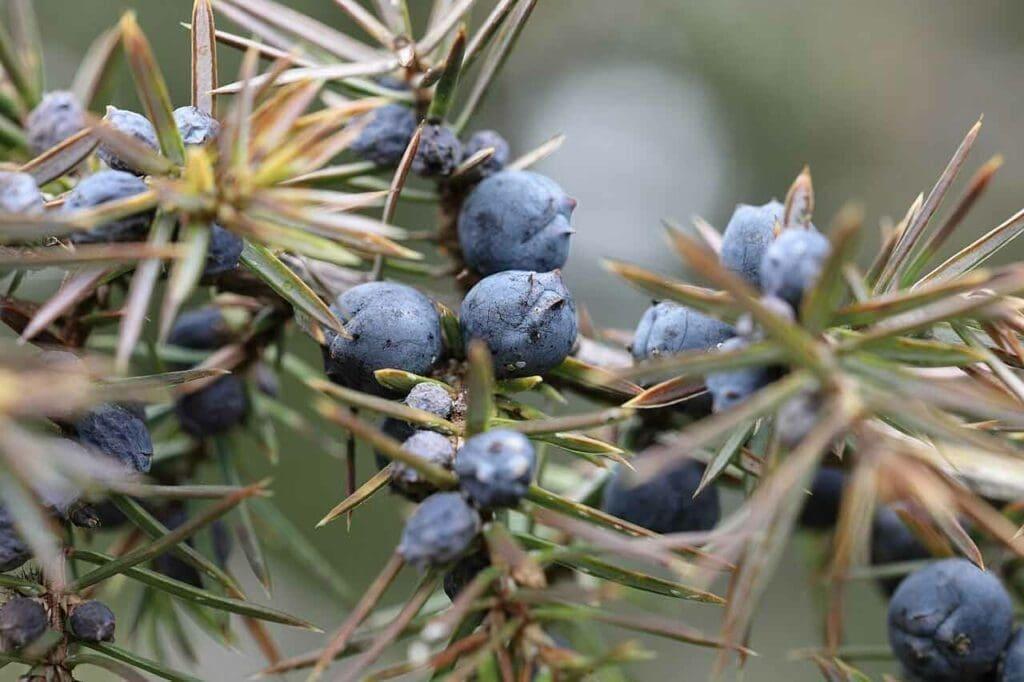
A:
[
  {"xmin": 398, "ymin": 492, "xmax": 481, "ymax": 569},
  {"xmin": 412, "ymin": 124, "xmax": 462, "ymax": 177},
  {"xmin": 0, "ymin": 171, "xmax": 44, "ymax": 214},
  {"xmin": 460, "ymin": 130, "xmax": 511, "ymax": 181},
  {"xmin": 0, "ymin": 598, "xmax": 47, "ymax": 650},
  {"xmin": 351, "ymin": 103, "xmax": 417, "ymax": 166},
  {"xmin": 455, "ymin": 429, "xmax": 536, "ymax": 510},
  {"xmin": 760, "ymin": 228, "xmax": 831, "ymax": 308},
  {"xmin": 174, "ymin": 106, "xmax": 220, "ymax": 146},
  {"xmin": 26, "ymin": 91, "xmax": 85, "ymax": 155},
  {"xmin": 98, "ymin": 106, "xmax": 159, "ymax": 175},
  {"xmin": 602, "ymin": 458, "xmax": 719, "ymax": 534},
  {"xmin": 63, "ymin": 170, "xmax": 154, "ymax": 244},
  {"xmin": 797, "ymin": 467, "xmax": 845, "ymax": 530},
  {"xmin": 705, "ymin": 337, "xmax": 777, "ymax": 413},
  {"xmin": 0, "ymin": 506, "xmax": 31, "ymax": 573},
  {"xmin": 389, "ymin": 430, "xmax": 456, "ymax": 501},
  {"xmin": 720, "ymin": 200, "xmax": 783, "ymax": 287},
  {"xmin": 68, "ymin": 600, "xmax": 116, "ymax": 643}
]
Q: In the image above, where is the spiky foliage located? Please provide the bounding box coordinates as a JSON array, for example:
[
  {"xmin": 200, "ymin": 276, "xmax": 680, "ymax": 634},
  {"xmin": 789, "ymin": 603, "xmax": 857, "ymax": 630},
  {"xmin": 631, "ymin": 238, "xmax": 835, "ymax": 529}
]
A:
[{"xmin": 3, "ymin": 1, "xmax": 1024, "ymax": 680}]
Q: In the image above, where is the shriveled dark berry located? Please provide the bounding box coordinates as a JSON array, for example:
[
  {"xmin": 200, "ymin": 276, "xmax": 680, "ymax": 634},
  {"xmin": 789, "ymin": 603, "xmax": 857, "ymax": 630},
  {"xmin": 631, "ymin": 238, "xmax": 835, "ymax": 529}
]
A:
[
  {"xmin": 705, "ymin": 337, "xmax": 776, "ymax": 413},
  {"xmin": 460, "ymin": 270, "xmax": 577, "ymax": 379},
  {"xmin": 460, "ymin": 130, "xmax": 510, "ymax": 181},
  {"xmin": 167, "ymin": 307, "xmax": 233, "ymax": 351},
  {"xmin": 871, "ymin": 505, "xmax": 931, "ymax": 595},
  {"xmin": 175, "ymin": 375, "xmax": 249, "ymax": 437},
  {"xmin": 720, "ymin": 200, "xmax": 782, "ymax": 287},
  {"xmin": 412, "ymin": 124, "xmax": 461, "ymax": 177},
  {"xmin": 404, "ymin": 383, "xmax": 453, "ymax": 419},
  {"xmin": 68, "ymin": 600, "xmax": 115, "ymax": 642},
  {"xmin": 455, "ymin": 430, "xmax": 536, "ymax": 509},
  {"xmin": 67, "ymin": 403, "xmax": 153, "ymax": 473},
  {"xmin": 63, "ymin": 170, "xmax": 153, "ymax": 244},
  {"xmin": 0, "ymin": 598, "xmax": 47, "ymax": 650},
  {"xmin": 323, "ymin": 282, "xmax": 444, "ymax": 396},
  {"xmin": 888, "ymin": 558, "xmax": 1012, "ymax": 681},
  {"xmin": 0, "ymin": 505, "xmax": 31, "ymax": 573},
  {"xmin": 26, "ymin": 91, "xmax": 85, "ymax": 155},
  {"xmin": 0, "ymin": 171, "xmax": 44, "ymax": 214},
  {"xmin": 601, "ymin": 458, "xmax": 719, "ymax": 534},
  {"xmin": 798, "ymin": 468, "xmax": 845, "ymax": 531},
  {"xmin": 98, "ymin": 107, "xmax": 159, "ymax": 175},
  {"xmin": 398, "ymin": 492, "xmax": 480, "ymax": 569},
  {"xmin": 631, "ymin": 301, "xmax": 733, "ymax": 361},
  {"xmin": 351, "ymin": 104, "xmax": 417, "ymax": 166},
  {"xmin": 390, "ymin": 431, "xmax": 456, "ymax": 501},
  {"xmin": 760, "ymin": 228, "xmax": 831, "ymax": 308},
  {"xmin": 998, "ymin": 629, "xmax": 1024, "ymax": 682},
  {"xmin": 174, "ymin": 106, "xmax": 220, "ymax": 146},
  {"xmin": 458, "ymin": 171, "xmax": 575, "ymax": 276},
  {"xmin": 202, "ymin": 225, "xmax": 244, "ymax": 280},
  {"xmin": 443, "ymin": 550, "xmax": 490, "ymax": 601}
]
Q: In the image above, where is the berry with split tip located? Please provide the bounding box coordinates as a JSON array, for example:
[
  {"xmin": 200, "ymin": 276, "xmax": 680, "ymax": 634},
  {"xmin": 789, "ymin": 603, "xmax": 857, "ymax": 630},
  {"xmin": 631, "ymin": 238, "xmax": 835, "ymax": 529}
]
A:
[
  {"xmin": 461, "ymin": 130, "xmax": 510, "ymax": 181},
  {"xmin": 443, "ymin": 550, "xmax": 490, "ymax": 601},
  {"xmin": 323, "ymin": 282, "xmax": 444, "ymax": 396},
  {"xmin": 398, "ymin": 492, "xmax": 481, "ymax": 569},
  {"xmin": 601, "ymin": 458, "xmax": 719, "ymax": 534},
  {"xmin": 405, "ymin": 382, "xmax": 453, "ymax": 419},
  {"xmin": 0, "ymin": 171, "xmax": 44, "ymax": 214},
  {"xmin": 67, "ymin": 403, "xmax": 153, "ymax": 473},
  {"xmin": 0, "ymin": 505, "xmax": 30, "ymax": 573},
  {"xmin": 631, "ymin": 301, "xmax": 733, "ymax": 361},
  {"xmin": 98, "ymin": 107, "xmax": 159, "ymax": 175},
  {"xmin": 68, "ymin": 600, "xmax": 115, "ymax": 643},
  {"xmin": 888, "ymin": 558, "xmax": 1012, "ymax": 681},
  {"xmin": 202, "ymin": 225, "xmax": 244, "ymax": 280},
  {"xmin": 390, "ymin": 431, "xmax": 456, "ymax": 501},
  {"xmin": 458, "ymin": 171, "xmax": 576, "ymax": 276},
  {"xmin": 412, "ymin": 124, "xmax": 462, "ymax": 177},
  {"xmin": 798, "ymin": 467, "xmax": 845, "ymax": 530},
  {"xmin": 998, "ymin": 629, "xmax": 1024, "ymax": 682},
  {"xmin": 63, "ymin": 170, "xmax": 153, "ymax": 244},
  {"xmin": 0, "ymin": 598, "xmax": 47, "ymax": 650},
  {"xmin": 351, "ymin": 103, "xmax": 417, "ymax": 166},
  {"xmin": 454, "ymin": 429, "xmax": 536, "ymax": 510},
  {"xmin": 760, "ymin": 228, "xmax": 831, "ymax": 308},
  {"xmin": 174, "ymin": 106, "xmax": 220, "ymax": 146},
  {"xmin": 167, "ymin": 306, "xmax": 233, "ymax": 352},
  {"xmin": 460, "ymin": 270, "xmax": 577, "ymax": 379},
  {"xmin": 26, "ymin": 91, "xmax": 85, "ymax": 155},
  {"xmin": 720, "ymin": 200, "xmax": 783, "ymax": 287},
  {"xmin": 705, "ymin": 337, "xmax": 776, "ymax": 413},
  {"xmin": 175, "ymin": 375, "xmax": 249, "ymax": 437},
  {"xmin": 871, "ymin": 505, "xmax": 931, "ymax": 595}
]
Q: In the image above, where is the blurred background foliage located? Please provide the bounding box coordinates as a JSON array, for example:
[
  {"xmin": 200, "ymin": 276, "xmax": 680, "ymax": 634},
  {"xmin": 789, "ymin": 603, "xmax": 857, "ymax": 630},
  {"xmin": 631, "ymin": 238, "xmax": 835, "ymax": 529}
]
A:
[{"xmin": 10, "ymin": 0, "xmax": 1024, "ymax": 679}]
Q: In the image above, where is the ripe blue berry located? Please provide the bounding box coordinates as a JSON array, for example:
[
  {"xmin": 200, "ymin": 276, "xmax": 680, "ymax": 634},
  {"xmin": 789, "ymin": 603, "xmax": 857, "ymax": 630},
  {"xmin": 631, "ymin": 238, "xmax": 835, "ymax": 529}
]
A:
[
  {"xmin": 871, "ymin": 505, "xmax": 930, "ymax": 595},
  {"xmin": 202, "ymin": 225, "xmax": 244, "ymax": 280},
  {"xmin": 390, "ymin": 431, "xmax": 456, "ymax": 501},
  {"xmin": 175, "ymin": 375, "xmax": 249, "ymax": 437},
  {"xmin": 458, "ymin": 171, "xmax": 575, "ymax": 275},
  {"xmin": 0, "ymin": 506, "xmax": 30, "ymax": 573},
  {"xmin": 351, "ymin": 104, "xmax": 417, "ymax": 166},
  {"xmin": 601, "ymin": 458, "xmax": 719, "ymax": 534},
  {"xmin": 705, "ymin": 338, "xmax": 776, "ymax": 413},
  {"xmin": 0, "ymin": 598, "xmax": 47, "ymax": 650},
  {"xmin": 63, "ymin": 170, "xmax": 153, "ymax": 244},
  {"xmin": 455, "ymin": 429, "xmax": 536, "ymax": 509},
  {"xmin": 461, "ymin": 130, "xmax": 510, "ymax": 181},
  {"xmin": 152, "ymin": 504, "xmax": 203, "ymax": 587},
  {"xmin": 167, "ymin": 306, "xmax": 233, "ymax": 351},
  {"xmin": 631, "ymin": 301, "xmax": 733, "ymax": 361},
  {"xmin": 888, "ymin": 558, "xmax": 1013, "ymax": 681},
  {"xmin": 68, "ymin": 403, "xmax": 153, "ymax": 473},
  {"xmin": 404, "ymin": 382, "xmax": 454, "ymax": 419},
  {"xmin": 174, "ymin": 106, "xmax": 220, "ymax": 146},
  {"xmin": 98, "ymin": 107, "xmax": 159, "ymax": 175},
  {"xmin": 443, "ymin": 550, "xmax": 490, "ymax": 601},
  {"xmin": 999, "ymin": 629, "xmax": 1024, "ymax": 682},
  {"xmin": 798, "ymin": 468, "xmax": 845, "ymax": 530},
  {"xmin": 412, "ymin": 124, "xmax": 462, "ymax": 177},
  {"xmin": 460, "ymin": 270, "xmax": 577, "ymax": 378},
  {"xmin": 68, "ymin": 600, "xmax": 116, "ymax": 642},
  {"xmin": 398, "ymin": 492, "xmax": 481, "ymax": 569},
  {"xmin": 323, "ymin": 282, "xmax": 444, "ymax": 396},
  {"xmin": 720, "ymin": 200, "xmax": 783, "ymax": 287},
  {"xmin": 26, "ymin": 91, "xmax": 85, "ymax": 155},
  {"xmin": 0, "ymin": 171, "xmax": 44, "ymax": 214},
  {"xmin": 760, "ymin": 228, "xmax": 831, "ymax": 307}
]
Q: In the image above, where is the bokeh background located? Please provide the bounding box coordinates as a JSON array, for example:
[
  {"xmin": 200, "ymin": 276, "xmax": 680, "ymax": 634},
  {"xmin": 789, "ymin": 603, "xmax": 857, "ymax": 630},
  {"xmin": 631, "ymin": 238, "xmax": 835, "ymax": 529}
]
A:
[{"xmin": 14, "ymin": 0, "xmax": 1024, "ymax": 679}]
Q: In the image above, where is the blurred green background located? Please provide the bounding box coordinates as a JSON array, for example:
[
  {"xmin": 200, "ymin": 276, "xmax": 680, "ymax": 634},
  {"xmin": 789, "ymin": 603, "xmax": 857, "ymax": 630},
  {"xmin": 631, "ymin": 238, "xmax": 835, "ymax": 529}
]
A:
[{"xmin": 14, "ymin": 0, "xmax": 1024, "ymax": 679}]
